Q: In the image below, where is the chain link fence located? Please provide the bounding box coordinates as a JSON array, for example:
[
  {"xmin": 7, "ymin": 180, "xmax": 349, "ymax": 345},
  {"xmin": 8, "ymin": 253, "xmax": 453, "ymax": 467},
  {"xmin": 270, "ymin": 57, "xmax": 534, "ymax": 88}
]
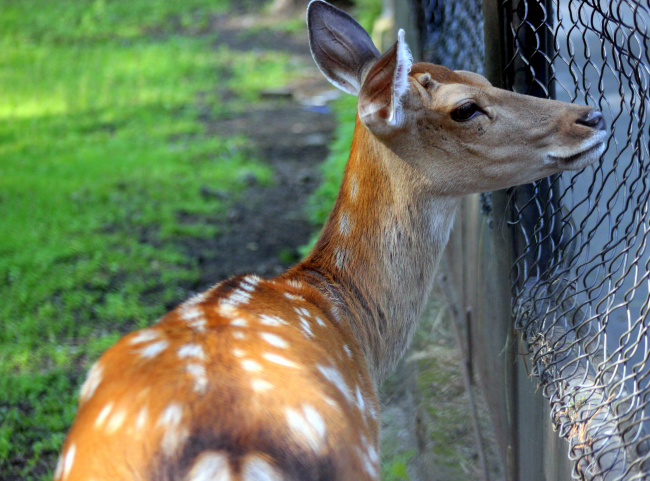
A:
[
  {"xmin": 415, "ymin": 0, "xmax": 485, "ymax": 72},
  {"xmin": 415, "ymin": 0, "xmax": 650, "ymax": 479},
  {"xmin": 510, "ymin": 0, "xmax": 650, "ymax": 479}
]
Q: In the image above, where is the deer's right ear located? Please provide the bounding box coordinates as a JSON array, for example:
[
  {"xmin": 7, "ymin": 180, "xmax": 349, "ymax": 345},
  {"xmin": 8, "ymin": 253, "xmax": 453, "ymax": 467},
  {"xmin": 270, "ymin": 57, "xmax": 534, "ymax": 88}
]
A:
[{"xmin": 307, "ymin": 0, "xmax": 380, "ymax": 96}]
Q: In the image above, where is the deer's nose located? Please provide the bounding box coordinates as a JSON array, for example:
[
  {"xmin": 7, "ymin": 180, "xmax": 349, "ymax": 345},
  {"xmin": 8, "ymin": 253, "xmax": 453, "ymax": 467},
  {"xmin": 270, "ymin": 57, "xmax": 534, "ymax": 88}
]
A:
[{"xmin": 576, "ymin": 109, "xmax": 606, "ymax": 131}]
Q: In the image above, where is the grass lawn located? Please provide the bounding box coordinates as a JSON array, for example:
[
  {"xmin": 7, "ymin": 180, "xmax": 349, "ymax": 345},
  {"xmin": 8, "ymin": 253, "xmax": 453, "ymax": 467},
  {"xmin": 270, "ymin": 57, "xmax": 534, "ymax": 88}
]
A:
[{"xmin": 0, "ymin": 0, "xmax": 303, "ymax": 477}]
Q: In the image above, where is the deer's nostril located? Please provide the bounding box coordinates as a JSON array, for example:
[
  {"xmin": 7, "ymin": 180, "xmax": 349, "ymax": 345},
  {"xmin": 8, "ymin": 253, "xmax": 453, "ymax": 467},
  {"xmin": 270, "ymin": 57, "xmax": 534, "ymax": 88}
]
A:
[{"xmin": 576, "ymin": 109, "xmax": 606, "ymax": 131}]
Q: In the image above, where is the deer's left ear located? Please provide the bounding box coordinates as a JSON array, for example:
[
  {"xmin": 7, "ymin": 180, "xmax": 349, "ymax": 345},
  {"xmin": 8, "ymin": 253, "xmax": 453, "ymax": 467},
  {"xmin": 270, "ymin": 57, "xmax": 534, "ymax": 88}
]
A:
[
  {"xmin": 307, "ymin": 0, "xmax": 380, "ymax": 96},
  {"xmin": 358, "ymin": 29, "xmax": 413, "ymax": 135}
]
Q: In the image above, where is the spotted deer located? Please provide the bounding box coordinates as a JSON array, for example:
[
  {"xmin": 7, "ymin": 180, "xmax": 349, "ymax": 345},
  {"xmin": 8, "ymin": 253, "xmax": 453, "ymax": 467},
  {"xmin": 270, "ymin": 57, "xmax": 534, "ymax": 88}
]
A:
[{"xmin": 55, "ymin": 1, "xmax": 606, "ymax": 480}]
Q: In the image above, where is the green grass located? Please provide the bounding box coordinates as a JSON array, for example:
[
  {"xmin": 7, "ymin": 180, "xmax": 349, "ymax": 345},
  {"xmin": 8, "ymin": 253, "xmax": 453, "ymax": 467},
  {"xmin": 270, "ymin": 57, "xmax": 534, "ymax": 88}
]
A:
[
  {"xmin": 0, "ymin": 0, "xmax": 303, "ymax": 477},
  {"xmin": 300, "ymin": 91, "xmax": 357, "ymax": 257},
  {"xmin": 383, "ymin": 453, "xmax": 415, "ymax": 481},
  {"xmin": 306, "ymin": 94, "xmax": 358, "ymax": 225}
]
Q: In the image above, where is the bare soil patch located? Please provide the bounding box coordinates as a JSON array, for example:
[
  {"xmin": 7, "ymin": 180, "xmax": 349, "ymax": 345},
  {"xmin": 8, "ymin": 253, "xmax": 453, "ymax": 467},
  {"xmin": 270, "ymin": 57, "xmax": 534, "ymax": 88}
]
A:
[{"xmin": 180, "ymin": 12, "xmax": 337, "ymax": 290}]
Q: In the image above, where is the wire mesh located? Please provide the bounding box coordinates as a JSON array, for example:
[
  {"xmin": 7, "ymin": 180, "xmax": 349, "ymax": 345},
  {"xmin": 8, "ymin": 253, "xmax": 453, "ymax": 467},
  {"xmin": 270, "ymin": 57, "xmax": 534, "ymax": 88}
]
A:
[
  {"xmin": 416, "ymin": 0, "xmax": 485, "ymax": 72},
  {"xmin": 418, "ymin": 0, "xmax": 650, "ymax": 479},
  {"xmin": 508, "ymin": 0, "xmax": 650, "ymax": 479}
]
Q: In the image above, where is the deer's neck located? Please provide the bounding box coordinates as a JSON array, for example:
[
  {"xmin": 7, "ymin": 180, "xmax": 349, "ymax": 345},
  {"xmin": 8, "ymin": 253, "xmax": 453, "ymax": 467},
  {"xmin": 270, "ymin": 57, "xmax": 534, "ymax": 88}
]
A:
[{"xmin": 287, "ymin": 118, "xmax": 459, "ymax": 381}]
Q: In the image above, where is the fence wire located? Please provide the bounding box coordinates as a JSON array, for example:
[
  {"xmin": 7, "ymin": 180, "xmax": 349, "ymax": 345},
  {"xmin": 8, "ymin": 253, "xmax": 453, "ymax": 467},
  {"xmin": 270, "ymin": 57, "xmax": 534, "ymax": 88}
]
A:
[
  {"xmin": 418, "ymin": 0, "xmax": 650, "ymax": 479},
  {"xmin": 416, "ymin": 0, "xmax": 485, "ymax": 72}
]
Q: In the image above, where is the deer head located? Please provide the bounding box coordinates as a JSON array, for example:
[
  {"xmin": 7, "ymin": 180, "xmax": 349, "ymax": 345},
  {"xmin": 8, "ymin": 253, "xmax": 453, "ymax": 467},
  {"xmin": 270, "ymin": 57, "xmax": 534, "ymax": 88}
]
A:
[{"xmin": 308, "ymin": 0, "xmax": 606, "ymax": 197}]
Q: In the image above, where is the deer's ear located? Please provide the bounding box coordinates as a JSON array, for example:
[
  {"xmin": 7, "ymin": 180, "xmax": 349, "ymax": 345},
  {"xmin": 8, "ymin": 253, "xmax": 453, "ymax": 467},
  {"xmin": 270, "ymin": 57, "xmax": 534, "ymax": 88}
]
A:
[
  {"xmin": 307, "ymin": 0, "xmax": 380, "ymax": 95},
  {"xmin": 358, "ymin": 29, "xmax": 413, "ymax": 133}
]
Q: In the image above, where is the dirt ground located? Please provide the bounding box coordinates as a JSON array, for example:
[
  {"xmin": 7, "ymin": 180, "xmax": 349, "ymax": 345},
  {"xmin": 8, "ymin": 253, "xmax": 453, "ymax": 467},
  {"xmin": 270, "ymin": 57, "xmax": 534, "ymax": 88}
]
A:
[{"xmin": 178, "ymin": 12, "xmax": 336, "ymax": 291}]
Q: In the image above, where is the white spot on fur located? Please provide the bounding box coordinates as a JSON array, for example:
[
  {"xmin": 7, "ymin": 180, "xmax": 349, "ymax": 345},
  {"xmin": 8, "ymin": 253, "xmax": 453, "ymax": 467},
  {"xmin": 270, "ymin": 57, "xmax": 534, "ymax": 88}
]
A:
[
  {"xmin": 334, "ymin": 247, "xmax": 349, "ymax": 270},
  {"xmin": 260, "ymin": 332, "xmax": 289, "ymax": 349},
  {"xmin": 367, "ymin": 444, "xmax": 379, "ymax": 464},
  {"xmin": 186, "ymin": 363, "xmax": 209, "ymax": 393},
  {"xmin": 317, "ymin": 364, "xmax": 353, "ymax": 404},
  {"xmin": 324, "ymin": 396, "xmax": 340, "ymax": 410},
  {"xmin": 315, "ymin": 316, "xmax": 326, "ymax": 327},
  {"xmin": 157, "ymin": 403, "xmax": 187, "ymax": 456},
  {"xmin": 233, "ymin": 348, "xmax": 246, "ymax": 358},
  {"xmin": 53, "ymin": 455, "xmax": 63, "ymax": 480},
  {"xmin": 295, "ymin": 307, "xmax": 311, "ymax": 318},
  {"xmin": 232, "ymin": 331, "xmax": 247, "ymax": 340},
  {"xmin": 284, "ymin": 292, "xmax": 305, "ymax": 302},
  {"xmin": 299, "ymin": 317, "xmax": 314, "ymax": 338},
  {"xmin": 303, "ymin": 404, "xmax": 326, "ymax": 438},
  {"xmin": 135, "ymin": 406, "xmax": 148, "ymax": 430},
  {"xmin": 136, "ymin": 339, "xmax": 169, "ymax": 359},
  {"xmin": 355, "ymin": 446, "xmax": 379, "ymax": 478},
  {"xmin": 348, "ymin": 173, "xmax": 359, "ymax": 200},
  {"xmin": 188, "ymin": 318, "xmax": 207, "ymax": 332},
  {"xmin": 61, "ymin": 443, "xmax": 76, "ymax": 480},
  {"xmin": 94, "ymin": 402, "xmax": 114, "ymax": 429},
  {"xmin": 242, "ymin": 455, "xmax": 283, "ymax": 481},
  {"xmin": 251, "ymin": 379, "xmax": 273, "ymax": 392},
  {"xmin": 158, "ymin": 403, "xmax": 183, "ymax": 427},
  {"xmin": 285, "ymin": 404, "xmax": 326, "ymax": 453},
  {"xmin": 180, "ymin": 306, "xmax": 204, "ymax": 322},
  {"xmin": 343, "ymin": 345, "xmax": 352, "ymax": 358},
  {"xmin": 128, "ymin": 329, "xmax": 160, "ymax": 345},
  {"xmin": 223, "ymin": 288, "xmax": 251, "ymax": 306},
  {"xmin": 259, "ymin": 314, "xmax": 288, "ymax": 327},
  {"xmin": 339, "ymin": 211, "xmax": 352, "ymax": 236},
  {"xmin": 287, "ymin": 279, "xmax": 303, "ymax": 289},
  {"xmin": 218, "ymin": 303, "xmax": 237, "ymax": 317},
  {"xmin": 106, "ymin": 408, "xmax": 127, "ymax": 434},
  {"xmin": 177, "ymin": 343, "xmax": 205, "ymax": 360},
  {"xmin": 230, "ymin": 318, "xmax": 248, "ymax": 327},
  {"xmin": 79, "ymin": 362, "xmax": 103, "ymax": 402},
  {"xmin": 240, "ymin": 276, "xmax": 261, "ymax": 292},
  {"xmin": 186, "ymin": 451, "xmax": 231, "ymax": 481},
  {"xmin": 263, "ymin": 353, "xmax": 299, "ymax": 368},
  {"xmin": 355, "ymin": 386, "xmax": 365, "ymax": 413},
  {"xmin": 242, "ymin": 359, "xmax": 263, "ymax": 372}
]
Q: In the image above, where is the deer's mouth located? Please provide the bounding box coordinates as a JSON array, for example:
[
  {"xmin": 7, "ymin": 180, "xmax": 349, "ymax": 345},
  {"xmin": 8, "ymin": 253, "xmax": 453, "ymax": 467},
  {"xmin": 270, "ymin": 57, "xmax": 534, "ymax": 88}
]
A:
[{"xmin": 547, "ymin": 137, "xmax": 606, "ymax": 170}]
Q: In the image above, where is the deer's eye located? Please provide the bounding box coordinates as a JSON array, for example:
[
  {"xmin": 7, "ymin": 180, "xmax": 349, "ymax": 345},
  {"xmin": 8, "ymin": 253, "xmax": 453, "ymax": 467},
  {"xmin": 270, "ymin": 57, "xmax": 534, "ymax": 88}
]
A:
[{"xmin": 451, "ymin": 102, "xmax": 482, "ymax": 122}]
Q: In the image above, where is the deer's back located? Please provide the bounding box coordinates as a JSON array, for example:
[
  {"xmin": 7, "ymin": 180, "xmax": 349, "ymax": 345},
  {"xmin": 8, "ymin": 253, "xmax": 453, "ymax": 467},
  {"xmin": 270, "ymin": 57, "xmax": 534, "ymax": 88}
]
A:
[{"xmin": 57, "ymin": 275, "xmax": 380, "ymax": 481}]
